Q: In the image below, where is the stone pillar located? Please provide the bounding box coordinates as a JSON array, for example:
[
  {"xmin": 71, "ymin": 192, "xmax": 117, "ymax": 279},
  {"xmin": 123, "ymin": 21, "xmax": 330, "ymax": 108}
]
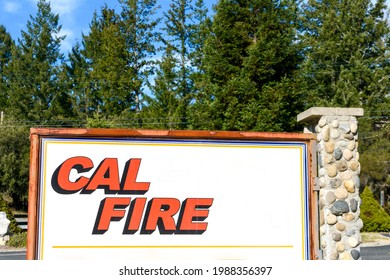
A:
[{"xmin": 297, "ymin": 107, "xmax": 364, "ymax": 260}]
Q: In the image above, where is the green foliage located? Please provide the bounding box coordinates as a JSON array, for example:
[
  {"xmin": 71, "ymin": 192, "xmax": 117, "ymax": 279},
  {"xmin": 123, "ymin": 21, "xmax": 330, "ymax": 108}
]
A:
[
  {"xmin": 146, "ymin": 0, "xmax": 210, "ymax": 129},
  {"xmin": 300, "ymin": 0, "xmax": 389, "ymax": 109},
  {"xmin": 360, "ymin": 187, "xmax": 390, "ymax": 232},
  {"xmin": 7, "ymin": 232, "xmax": 27, "ymax": 248},
  {"xmin": 300, "ymin": 0, "xmax": 390, "ymax": 194},
  {"xmin": 0, "ymin": 25, "xmax": 14, "ymax": 109},
  {"xmin": 198, "ymin": 0, "xmax": 303, "ymax": 131},
  {"xmin": 0, "ymin": 125, "xmax": 30, "ymax": 211},
  {"xmin": 5, "ymin": 0, "xmax": 67, "ymax": 121},
  {"xmin": 0, "ymin": 196, "xmax": 22, "ymax": 235},
  {"xmin": 119, "ymin": 0, "xmax": 160, "ymax": 113},
  {"xmin": 70, "ymin": 6, "xmax": 133, "ymax": 118}
]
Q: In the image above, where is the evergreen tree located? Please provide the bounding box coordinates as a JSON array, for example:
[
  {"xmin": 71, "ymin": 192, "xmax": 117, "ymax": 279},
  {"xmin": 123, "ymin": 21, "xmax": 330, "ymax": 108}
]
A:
[
  {"xmin": 0, "ymin": 25, "xmax": 13, "ymax": 110},
  {"xmin": 300, "ymin": 0, "xmax": 389, "ymax": 108},
  {"xmin": 0, "ymin": 126, "xmax": 30, "ymax": 211},
  {"xmin": 119, "ymin": 0, "xmax": 160, "ymax": 114},
  {"xmin": 196, "ymin": 0, "xmax": 303, "ymax": 131},
  {"xmin": 142, "ymin": 44, "xmax": 182, "ymax": 129},
  {"xmin": 5, "ymin": 0, "xmax": 67, "ymax": 122},
  {"xmin": 68, "ymin": 6, "xmax": 131, "ymax": 121},
  {"xmin": 360, "ymin": 187, "xmax": 390, "ymax": 232},
  {"xmin": 300, "ymin": 0, "xmax": 390, "ymax": 198},
  {"xmin": 146, "ymin": 0, "xmax": 209, "ymax": 129}
]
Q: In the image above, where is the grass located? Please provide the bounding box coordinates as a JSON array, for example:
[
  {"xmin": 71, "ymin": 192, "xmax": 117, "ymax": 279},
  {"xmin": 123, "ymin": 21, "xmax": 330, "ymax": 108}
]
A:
[{"xmin": 361, "ymin": 232, "xmax": 390, "ymax": 244}]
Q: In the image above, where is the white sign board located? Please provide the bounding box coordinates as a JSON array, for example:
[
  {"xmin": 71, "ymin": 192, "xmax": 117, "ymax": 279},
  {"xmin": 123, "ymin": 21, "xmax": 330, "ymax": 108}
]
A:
[{"xmin": 31, "ymin": 133, "xmax": 312, "ymax": 260}]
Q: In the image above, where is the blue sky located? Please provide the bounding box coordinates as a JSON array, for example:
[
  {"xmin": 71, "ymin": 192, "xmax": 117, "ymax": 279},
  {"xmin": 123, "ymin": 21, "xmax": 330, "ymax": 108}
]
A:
[
  {"xmin": 0, "ymin": 0, "xmax": 217, "ymax": 54},
  {"xmin": 0, "ymin": 0, "xmax": 388, "ymax": 55},
  {"xmin": 1, "ymin": 0, "xmax": 120, "ymax": 53}
]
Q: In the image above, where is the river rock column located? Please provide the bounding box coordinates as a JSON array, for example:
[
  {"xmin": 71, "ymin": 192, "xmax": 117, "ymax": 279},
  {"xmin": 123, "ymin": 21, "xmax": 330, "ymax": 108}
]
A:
[{"xmin": 297, "ymin": 107, "xmax": 364, "ymax": 260}]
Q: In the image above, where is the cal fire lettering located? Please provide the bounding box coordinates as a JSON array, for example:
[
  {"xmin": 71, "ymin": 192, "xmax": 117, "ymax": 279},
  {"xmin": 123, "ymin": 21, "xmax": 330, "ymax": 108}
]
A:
[
  {"xmin": 51, "ymin": 156, "xmax": 213, "ymax": 235},
  {"xmin": 52, "ymin": 157, "xmax": 150, "ymax": 194}
]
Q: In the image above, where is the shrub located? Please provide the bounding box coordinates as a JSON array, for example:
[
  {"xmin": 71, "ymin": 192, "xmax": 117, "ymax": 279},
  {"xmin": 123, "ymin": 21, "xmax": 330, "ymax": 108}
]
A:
[
  {"xmin": 7, "ymin": 232, "xmax": 27, "ymax": 248},
  {"xmin": 360, "ymin": 187, "xmax": 390, "ymax": 232},
  {"xmin": 0, "ymin": 195, "xmax": 22, "ymax": 235}
]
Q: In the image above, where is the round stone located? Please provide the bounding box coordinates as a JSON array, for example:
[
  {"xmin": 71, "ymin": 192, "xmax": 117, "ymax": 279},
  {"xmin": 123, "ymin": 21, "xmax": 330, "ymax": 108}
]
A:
[
  {"xmin": 326, "ymin": 164, "xmax": 338, "ymax": 177},
  {"xmin": 337, "ymin": 140, "xmax": 348, "ymax": 148},
  {"xmin": 331, "ymin": 120, "xmax": 339, "ymax": 128},
  {"xmin": 343, "ymin": 149, "xmax": 353, "ymax": 161},
  {"xmin": 343, "ymin": 133, "xmax": 354, "ymax": 140},
  {"xmin": 325, "ymin": 142, "xmax": 334, "ymax": 153},
  {"xmin": 331, "ymin": 129, "xmax": 340, "ymax": 139},
  {"xmin": 336, "ymin": 222, "xmax": 346, "ymax": 231},
  {"xmin": 342, "ymin": 213, "xmax": 355, "ymax": 222},
  {"xmin": 340, "ymin": 171, "xmax": 353, "ymax": 180},
  {"xmin": 351, "ymin": 123, "xmax": 358, "ymax": 134},
  {"xmin": 334, "ymin": 148, "xmax": 343, "ymax": 160},
  {"xmin": 318, "ymin": 177, "xmax": 327, "ymax": 188},
  {"xmin": 319, "ymin": 118, "xmax": 327, "ymax": 127},
  {"xmin": 356, "ymin": 152, "xmax": 360, "ymax": 161},
  {"xmin": 336, "ymin": 160, "xmax": 348, "ymax": 172},
  {"xmin": 317, "ymin": 133, "xmax": 322, "ymax": 142},
  {"xmin": 324, "ymin": 153, "xmax": 333, "ymax": 164},
  {"xmin": 350, "ymin": 198, "xmax": 358, "ymax": 212},
  {"xmin": 344, "ymin": 180, "xmax": 355, "ymax": 193},
  {"xmin": 349, "ymin": 159, "xmax": 359, "ymax": 171},
  {"xmin": 348, "ymin": 140, "xmax": 355, "ymax": 150},
  {"xmin": 339, "ymin": 251, "xmax": 352, "ymax": 260},
  {"xmin": 354, "ymin": 176, "xmax": 361, "ymax": 188},
  {"xmin": 340, "ymin": 124, "xmax": 351, "ymax": 133},
  {"xmin": 332, "ymin": 232, "xmax": 342, "ymax": 241},
  {"xmin": 335, "ymin": 187, "xmax": 348, "ymax": 199},
  {"xmin": 348, "ymin": 237, "xmax": 359, "ymax": 248},
  {"xmin": 326, "ymin": 191, "xmax": 336, "ymax": 203},
  {"xmin": 336, "ymin": 242, "xmax": 345, "ymax": 252},
  {"xmin": 330, "ymin": 200, "xmax": 350, "ymax": 215},
  {"xmin": 329, "ymin": 252, "xmax": 339, "ymax": 260},
  {"xmin": 327, "ymin": 213, "xmax": 337, "ymax": 225},
  {"xmin": 351, "ymin": 249, "xmax": 360, "ymax": 260},
  {"xmin": 330, "ymin": 178, "xmax": 342, "ymax": 188},
  {"xmin": 319, "ymin": 168, "xmax": 326, "ymax": 176},
  {"xmin": 322, "ymin": 125, "xmax": 330, "ymax": 141}
]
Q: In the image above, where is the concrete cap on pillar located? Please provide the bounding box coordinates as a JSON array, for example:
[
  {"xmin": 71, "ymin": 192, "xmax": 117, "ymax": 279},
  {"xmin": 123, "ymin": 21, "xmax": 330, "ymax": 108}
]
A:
[{"xmin": 297, "ymin": 107, "xmax": 364, "ymax": 124}]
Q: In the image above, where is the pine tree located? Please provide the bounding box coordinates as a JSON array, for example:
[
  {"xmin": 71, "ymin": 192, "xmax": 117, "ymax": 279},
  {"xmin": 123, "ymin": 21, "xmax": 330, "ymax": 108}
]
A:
[
  {"xmin": 68, "ymin": 6, "xmax": 131, "ymax": 121},
  {"xmin": 300, "ymin": 0, "xmax": 390, "ymax": 198},
  {"xmin": 5, "ymin": 0, "xmax": 66, "ymax": 122},
  {"xmin": 0, "ymin": 126, "xmax": 30, "ymax": 210},
  {"xmin": 119, "ymin": 0, "xmax": 160, "ymax": 114},
  {"xmin": 145, "ymin": 0, "xmax": 209, "ymax": 129},
  {"xmin": 142, "ymin": 44, "xmax": 181, "ymax": 129},
  {"xmin": 0, "ymin": 25, "xmax": 14, "ymax": 110},
  {"xmin": 197, "ymin": 0, "xmax": 302, "ymax": 131},
  {"xmin": 300, "ymin": 0, "xmax": 389, "ymax": 109}
]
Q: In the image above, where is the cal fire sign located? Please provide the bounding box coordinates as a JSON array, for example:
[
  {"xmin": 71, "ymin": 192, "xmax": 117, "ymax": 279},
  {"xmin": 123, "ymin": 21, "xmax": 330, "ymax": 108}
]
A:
[
  {"xmin": 52, "ymin": 156, "xmax": 213, "ymax": 235},
  {"xmin": 29, "ymin": 129, "xmax": 314, "ymax": 260}
]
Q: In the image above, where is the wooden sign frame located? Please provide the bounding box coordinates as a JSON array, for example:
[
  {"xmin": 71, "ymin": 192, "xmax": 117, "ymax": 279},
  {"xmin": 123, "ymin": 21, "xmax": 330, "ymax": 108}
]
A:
[{"xmin": 28, "ymin": 128, "xmax": 318, "ymax": 260}]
